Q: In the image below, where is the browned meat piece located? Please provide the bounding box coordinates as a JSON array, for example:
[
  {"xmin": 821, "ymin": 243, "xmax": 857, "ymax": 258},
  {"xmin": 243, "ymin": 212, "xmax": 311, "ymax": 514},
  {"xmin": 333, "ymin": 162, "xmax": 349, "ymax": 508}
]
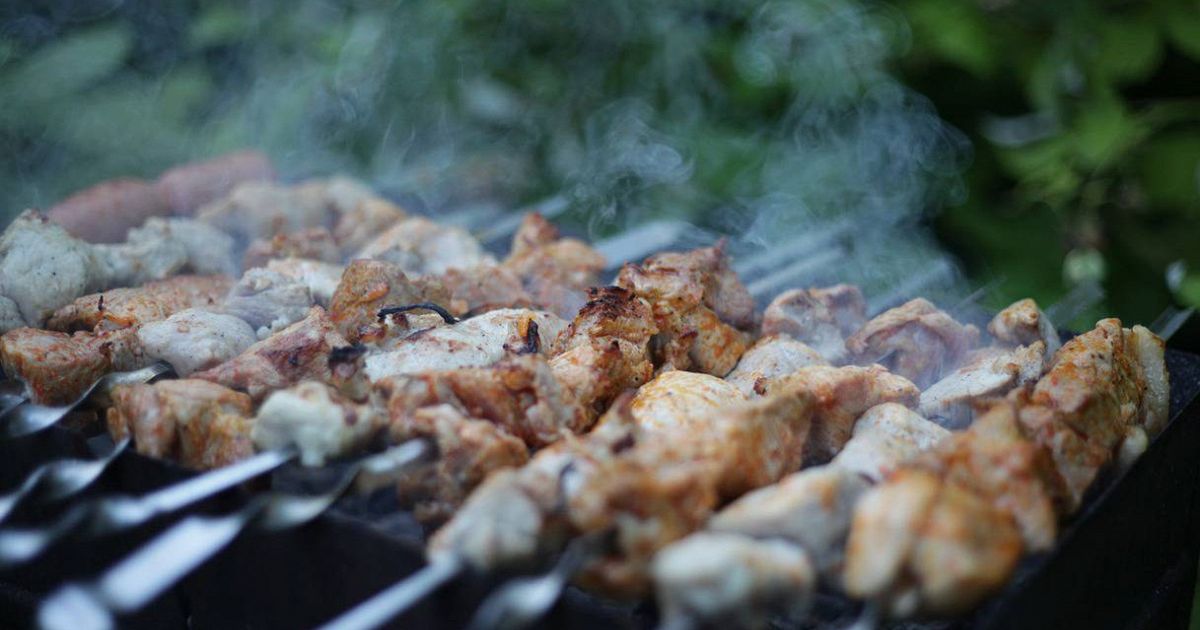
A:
[
  {"xmin": 845, "ymin": 298, "xmax": 980, "ymax": 388},
  {"xmin": 242, "ymin": 228, "xmax": 342, "ymax": 269},
  {"xmin": 989, "ymin": 298, "xmax": 1061, "ymax": 357},
  {"xmin": 382, "ymin": 355, "xmax": 586, "ymax": 449},
  {"xmin": 192, "ymin": 307, "xmax": 349, "ymax": 402},
  {"xmin": 333, "ymin": 198, "xmax": 407, "ymax": 255},
  {"xmin": 107, "ymin": 379, "xmax": 255, "ymax": 470},
  {"xmin": 615, "ymin": 244, "xmax": 754, "ymax": 375},
  {"xmin": 46, "ymin": 178, "xmax": 169, "ymax": 244},
  {"xmin": 502, "ymin": 213, "xmax": 606, "ymax": 319},
  {"xmin": 762, "ymin": 365, "xmax": 920, "ymax": 462},
  {"xmin": 156, "ymin": 150, "xmax": 275, "ymax": 216},
  {"xmin": 762, "ymin": 284, "xmax": 866, "ymax": 363},
  {"xmin": 549, "ymin": 286, "xmax": 658, "ymax": 419},
  {"xmin": 844, "ymin": 469, "xmax": 1023, "ymax": 617},
  {"xmin": 438, "ymin": 265, "xmax": 532, "ymax": 316},
  {"xmin": 46, "ymin": 275, "xmax": 232, "ymax": 333},
  {"xmin": 726, "ymin": 335, "xmax": 827, "ymax": 397},
  {"xmin": 0, "ymin": 327, "xmax": 146, "ymax": 405},
  {"xmin": 328, "ymin": 259, "xmax": 449, "ymax": 343},
  {"xmin": 390, "ymin": 404, "xmax": 529, "ymax": 525}
]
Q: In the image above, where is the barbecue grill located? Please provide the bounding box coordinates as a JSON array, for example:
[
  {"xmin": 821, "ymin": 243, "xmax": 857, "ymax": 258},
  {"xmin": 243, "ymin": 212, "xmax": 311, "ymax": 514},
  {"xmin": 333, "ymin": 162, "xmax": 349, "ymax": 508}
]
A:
[{"xmin": 0, "ymin": 198, "xmax": 1195, "ymax": 629}]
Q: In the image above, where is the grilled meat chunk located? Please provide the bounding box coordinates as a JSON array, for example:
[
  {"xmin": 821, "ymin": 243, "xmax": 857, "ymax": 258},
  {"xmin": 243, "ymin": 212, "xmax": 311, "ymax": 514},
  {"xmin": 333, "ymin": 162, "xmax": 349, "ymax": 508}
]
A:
[
  {"xmin": 364, "ymin": 309, "xmax": 566, "ymax": 382},
  {"xmin": 0, "ymin": 211, "xmax": 103, "ymax": 331},
  {"xmin": 137, "ymin": 309, "xmax": 257, "ymax": 377},
  {"xmin": 121, "ymin": 217, "xmax": 239, "ymax": 277},
  {"xmin": 0, "ymin": 327, "xmax": 146, "ymax": 404},
  {"xmin": 438, "ymin": 265, "xmax": 531, "ymax": 316},
  {"xmin": 252, "ymin": 380, "xmax": 381, "ymax": 466},
  {"xmin": 196, "ymin": 181, "xmax": 335, "ymax": 244},
  {"xmin": 989, "ymin": 298, "xmax": 1061, "ymax": 358},
  {"xmin": 762, "ymin": 284, "xmax": 867, "ymax": 363},
  {"xmin": 156, "ymin": 150, "xmax": 275, "ymax": 216},
  {"xmin": 223, "ymin": 268, "xmax": 314, "ymax": 339},
  {"xmin": 355, "ymin": 216, "xmax": 494, "ymax": 276},
  {"xmin": 47, "ymin": 178, "xmax": 168, "ymax": 244},
  {"xmin": 503, "ymin": 213, "xmax": 606, "ymax": 319},
  {"xmin": 107, "ymin": 379, "xmax": 255, "ymax": 470},
  {"xmin": 615, "ymin": 244, "xmax": 754, "ymax": 375},
  {"xmin": 761, "ymin": 365, "xmax": 920, "ymax": 462},
  {"xmin": 727, "ymin": 335, "xmax": 827, "ymax": 396},
  {"xmin": 264, "ymin": 258, "xmax": 343, "ymax": 307},
  {"xmin": 47, "ymin": 275, "xmax": 232, "ymax": 333},
  {"xmin": 332, "ymin": 196, "xmax": 406, "ymax": 255},
  {"xmin": 846, "ymin": 298, "xmax": 980, "ymax": 388},
  {"xmin": 832, "ymin": 402, "xmax": 951, "ymax": 483},
  {"xmin": 390, "ymin": 404, "xmax": 529, "ymax": 525},
  {"xmin": 192, "ymin": 307, "xmax": 349, "ymax": 402},
  {"xmin": 243, "ymin": 228, "xmax": 341, "ymax": 269},
  {"xmin": 918, "ymin": 342, "xmax": 1045, "ymax": 428},
  {"xmin": 328, "ymin": 259, "xmax": 449, "ymax": 343}
]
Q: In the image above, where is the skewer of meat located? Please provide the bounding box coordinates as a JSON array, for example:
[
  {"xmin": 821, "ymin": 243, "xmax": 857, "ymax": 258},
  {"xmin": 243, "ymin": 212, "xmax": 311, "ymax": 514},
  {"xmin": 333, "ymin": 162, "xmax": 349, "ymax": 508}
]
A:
[{"xmin": 843, "ymin": 318, "xmax": 1168, "ymax": 618}]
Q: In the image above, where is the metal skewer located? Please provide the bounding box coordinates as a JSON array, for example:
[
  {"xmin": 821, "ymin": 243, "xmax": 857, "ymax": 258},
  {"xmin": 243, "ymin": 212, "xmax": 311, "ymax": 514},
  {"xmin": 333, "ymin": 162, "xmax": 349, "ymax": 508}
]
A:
[
  {"xmin": 1, "ymin": 361, "xmax": 173, "ymax": 439},
  {"xmin": 37, "ymin": 439, "xmax": 431, "ymax": 630},
  {"xmin": 0, "ymin": 438, "xmax": 129, "ymax": 526}
]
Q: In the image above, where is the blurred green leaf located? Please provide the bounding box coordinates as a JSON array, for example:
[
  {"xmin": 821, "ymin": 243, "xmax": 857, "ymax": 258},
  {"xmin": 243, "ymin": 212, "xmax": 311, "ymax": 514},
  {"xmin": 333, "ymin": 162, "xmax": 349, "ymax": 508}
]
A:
[
  {"xmin": 1135, "ymin": 133, "xmax": 1200, "ymax": 212},
  {"xmin": 1093, "ymin": 13, "xmax": 1162, "ymax": 84},
  {"xmin": 1072, "ymin": 94, "xmax": 1142, "ymax": 170},
  {"xmin": 1161, "ymin": 0, "xmax": 1200, "ymax": 62},
  {"xmin": 190, "ymin": 5, "xmax": 254, "ymax": 50},
  {"xmin": 905, "ymin": 0, "xmax": 998, "ymax": 77},
  {"xmin": 1178, "ymin": 273, "xmax": 1200, "ymax": 308},
  {"xmin": 0, "ymin": 25, "xmax": 131, "ymax": 120}
]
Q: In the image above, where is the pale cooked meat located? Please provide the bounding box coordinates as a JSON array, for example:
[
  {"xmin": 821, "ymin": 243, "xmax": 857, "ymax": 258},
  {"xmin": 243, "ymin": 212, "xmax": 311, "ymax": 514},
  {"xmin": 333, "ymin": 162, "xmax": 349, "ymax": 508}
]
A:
[
  {"xmin": 192, "ymin": 307, "xmax": 349, "ymax": 402},
  {"xmin": 832, "ymin": 403, "xmax": 950, "ymax": 483},
  {"xmin": 708, "ymin": 467, "xmax": 869, "ymax": 575},
  {"xmin": 107, "ymin": 379, "xmax": 255, "ymax": 470},
  {"xmin": 296, "ymin": 176, "xmax": 380, "ymax": 216},
  {"xmin": 1129, "ymin": 324, "xmax": 1169, "ymax": 436},
  {"xmin": 846, "ymin": 298, "xmax": 981, "ymax": 388},
  {"xmin": 363, "ymin": 309, "xmax": 567, "ymax": 382},
  {"xmin": 524, "ymin": 288, "xmax": 652, "ymax": 426},
  {"xmin": 196, "ymin": 181, "xmax": 335, "ymax": 243},
  {"xmin": 918, "ymin": 342, "xmax": 1045, "ymax": 428},
  {"xmin": 252, "ymin": 380, "xmax": 382, "ymax": 466},
  {"xmin": 223, "ymin": 268, "xmax": 313, "ymax": 339},
  {"xmin": 383, "ymin": 355, "xmax": 586, "ymax": 449},
  {"xmin": 605, "ymin": 370, "xmax": 746, "ymax": 434},
  {"xmin": 47, "ymin": 275, "xmax": 232, "ymax": 333},
  {"xmin": 332, "ymin": 196, "xmax": 407, "ymax": 255},
  {"xmin": 438, "ymin": 265, "xmax": 532, "ymax": 316},
  {"xmin": 122, "ymin": 217, "xmax": 239, "ymax": 277},
  {"xmin": 136, "ymin": 309, "xmax": 257, "ymax": 376},
  {"xmin": 354, "ymin": 216, "xmax": 495, "ymax": 276},
  {"xmin": 390, "ymin": 403, "xmax": 529, "ymax": 525},
  {"xmin": 762, "ymin": 365, "xmax": 920, "ymax": 462},
  {"xmin": 652, "ymin": 533, "xmax": 816, "ymax": 628},
  {"xmin": 0, "ymin": 327, "xmax": 146, "ymax": 404},
  {"xmin": 0, "ymin": 211, "xmax": 103, "ymax": 331},
  {"xmin": 726, "ymin": 334, "xmax": 827, "ymax": 396},
  {"xmin": 243, "ymin": 228, "xmax": 341, "ymax": 269},
  {"xmin": 265, "ymin": 258, "xmax": 344, "ymax": 307},
  {"xmin": 0, "ymin": 297, "xmax": 23, "ymax": 332},
  {"xmin": 762, "ymin": 285, "xmax": 867, "ymax": 363},
  {"xmin": 913, "ymin": 400, "xmax": 1068, "ymax": 551},
  {"xmin": 328, "ymin": 259, "xmax": 449, "ymax": 343},
  {"xmin": 989, "ymin": 298, "xmax": 1061, "ymax": 358},
  {"xmin": 502, "ymin": 213, "xmax": 606, "ymax": 319},
  {"xmin": 615, "ymin": 244, "xmax": 755, "ymax": 375}
]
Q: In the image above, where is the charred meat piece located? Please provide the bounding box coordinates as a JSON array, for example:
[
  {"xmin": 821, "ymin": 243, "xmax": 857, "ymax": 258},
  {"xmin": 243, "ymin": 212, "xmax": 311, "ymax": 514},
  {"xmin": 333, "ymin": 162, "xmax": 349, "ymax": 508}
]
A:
[
  {"xmin": 726, "ymin": 334, "xmax": 827, "ymax": 397},
  {"xmin": 243, "ymin": 228, "xmax": 342, "ymax": 270},
  {"xmin": 137, "ymin": 309, "xmax": 257, "ymax": 377},
  {"xmin": 761, "ymin": 365, "xmax": 920, "ymax": 462},
  {"xmin": 918, "ymin": 342, "xmax": 1045, "ymax": 429},
  {"xmin": 502, "ymin": 213, "xmax": 606, "ymax": 319},
  {"xmin": 762, "ymin": 284, "xmax": 867, "ymax": 363},
  {"xmin": 252, "ymin": 380, "xmax": 381, "ymax": 466},
  {"xmin": 107, "ymin": 379, "xmax": 255, "ymax": 470},
  {"xmin": 363, "ymin": 309, "xmax": 567, "ymax": 382},
  {"xmin": 192, "ymin": 307, "xmax": 349, "ymax": 403},
  {"xmin": 989, "ymin": 298, "xmax": 1061, "ymax": 357},
  {"xmin": 615, "ymin": 244, "xmax": 754, "ymax": 375},
  {"xmin": 47, "ymin": 178, "xmax": 169, "ymax": 244},
  {"xmin": 846, "ymin": 298, "xmax": 980, "ymax": 388},
  {"xmin": 47, "ymin": 275, "xmax": 232, "ymax": 333},
  {"xmin": 355, "ymin": 216, "xmax": 495, "ymax": 276},
  {"xmin": 329, "ymin": 259, "xmax": 449, "ymax": 343},
  {"xmin": 0, "ymin": 327, "xmax": 146, "ymax": 405}
]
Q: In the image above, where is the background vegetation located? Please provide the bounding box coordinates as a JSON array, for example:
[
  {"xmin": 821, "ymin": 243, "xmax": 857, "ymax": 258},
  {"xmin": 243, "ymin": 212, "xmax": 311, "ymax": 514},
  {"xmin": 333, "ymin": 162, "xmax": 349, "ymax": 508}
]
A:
[{"xmin": 0, "ymin": 0, "xmax": 1197, "ymax": 330}]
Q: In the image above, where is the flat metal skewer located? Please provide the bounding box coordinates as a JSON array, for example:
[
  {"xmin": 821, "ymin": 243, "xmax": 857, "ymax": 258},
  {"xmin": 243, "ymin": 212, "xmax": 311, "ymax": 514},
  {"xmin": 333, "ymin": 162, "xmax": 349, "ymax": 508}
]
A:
[{"xmin": 0, "ymin": 438, "xmax": 129, "ymax": 526}]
